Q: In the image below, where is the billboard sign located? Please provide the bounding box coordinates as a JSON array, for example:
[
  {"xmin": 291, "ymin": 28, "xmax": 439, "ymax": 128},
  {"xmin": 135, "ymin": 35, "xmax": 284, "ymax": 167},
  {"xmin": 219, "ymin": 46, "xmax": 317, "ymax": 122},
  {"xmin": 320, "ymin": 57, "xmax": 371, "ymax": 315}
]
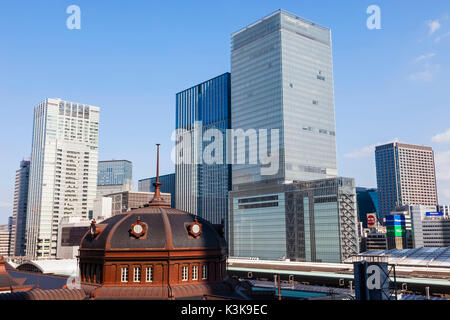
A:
[
  {"xmin": 354, "ymin": 261, "xmax": 391, "ymax": 300},
  {"xmin": 367, "ymin": 213, "xmax": 377, "ymax": 228},
  {"xmin": 426, "ymin": 211, "xmax": 443, "ymax": 217}
]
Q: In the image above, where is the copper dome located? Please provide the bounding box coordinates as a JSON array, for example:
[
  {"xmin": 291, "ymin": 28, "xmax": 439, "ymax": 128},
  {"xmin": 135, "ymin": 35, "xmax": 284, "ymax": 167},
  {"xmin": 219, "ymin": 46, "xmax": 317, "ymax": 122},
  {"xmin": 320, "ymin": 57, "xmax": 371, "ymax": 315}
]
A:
[{"xmin": 80, "ymin": 206, "xmax": 226, "ymax": 252}]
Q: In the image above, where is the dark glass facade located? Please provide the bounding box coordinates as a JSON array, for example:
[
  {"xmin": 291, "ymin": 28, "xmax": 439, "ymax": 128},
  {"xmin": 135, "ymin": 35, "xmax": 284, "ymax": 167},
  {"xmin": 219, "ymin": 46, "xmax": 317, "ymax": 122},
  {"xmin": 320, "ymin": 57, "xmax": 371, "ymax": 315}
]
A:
[
  {"xmin": 356, "ymin": 187, "xmax": 379, "ymax": 228},
  {"xmin": 12, "ymin": 160, "xmax": 30, "ymax": 256},
  {"xmin": 175, "ymin": 73, "xmax": 231, "ymax": 227}
]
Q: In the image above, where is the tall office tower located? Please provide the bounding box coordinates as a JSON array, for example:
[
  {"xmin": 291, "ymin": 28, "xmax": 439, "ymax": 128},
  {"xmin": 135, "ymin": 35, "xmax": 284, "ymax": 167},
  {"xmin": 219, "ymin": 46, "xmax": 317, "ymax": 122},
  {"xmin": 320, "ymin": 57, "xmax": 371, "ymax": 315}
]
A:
[
  {"xmin": 175, "ymin": 73, "xmax": 231, "ymax": 225},
  {"xmin": 375, "ymin": 142, "xmax": 438, "ymax": 220},
  {"xmin": 97, "ymin": 160, "xmax": 133, "ymax": 197},
  {"xmin": 231, "ymin": 9, "xmax": 337, "ymax": 186},
  {"xmin": 10, "ymin": 160, "xmax": 31, "ymax": 256},
  {"xmin": 139, "ymin": 173, "xmax": 176, "ymax": 208},
  {"xmin": 26, "ymin": 98, "xmax": 99, "ymax": 258}
]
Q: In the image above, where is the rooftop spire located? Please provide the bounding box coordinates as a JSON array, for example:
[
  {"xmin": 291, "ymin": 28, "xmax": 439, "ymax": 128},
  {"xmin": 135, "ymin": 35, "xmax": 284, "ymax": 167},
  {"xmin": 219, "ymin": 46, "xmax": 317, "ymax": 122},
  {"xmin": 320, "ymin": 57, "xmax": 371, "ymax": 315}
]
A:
[{"xmin": 149, "ymin": 143, "xmax": 170, "ymax": 207}]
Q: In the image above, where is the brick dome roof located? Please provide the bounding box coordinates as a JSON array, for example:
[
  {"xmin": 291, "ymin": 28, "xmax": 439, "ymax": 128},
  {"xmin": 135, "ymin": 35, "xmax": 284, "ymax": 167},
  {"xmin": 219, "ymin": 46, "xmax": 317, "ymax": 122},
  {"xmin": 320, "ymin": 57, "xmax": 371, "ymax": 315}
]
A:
[{"xmin": 80, "ymin": 206, "xmax": 226, "ymax": 252}]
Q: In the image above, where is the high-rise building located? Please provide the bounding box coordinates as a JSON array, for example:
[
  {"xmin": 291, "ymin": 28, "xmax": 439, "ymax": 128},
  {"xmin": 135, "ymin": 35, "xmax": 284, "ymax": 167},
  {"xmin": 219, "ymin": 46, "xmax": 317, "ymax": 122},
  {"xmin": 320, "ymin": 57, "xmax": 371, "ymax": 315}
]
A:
[
  {"xmin": 97, "ymin": 160, "xmax": 133, "ymax": 197},
  {"xmin": 229, "ymin": 177, "xmax": 358, "ymax": 263},
  {"xmin": 138, "ymin": 173, "xmax": 175, "ymax": 208},
  {"xmin": 175, "ymin": 73, "xmax": 231, "ymax": 225},
  {"xmin": 0, "ymin": 224, "xmax": 9, "ymax": 257},
  {"xmin": 375, "ymin": 142, "xmax": 438, "ymax": 220},
  {"xmin": 26, "ymin": 98, "xmax": 99, "ymax": 258},
  {"xmin": 231, "ymin": 9, "xmax": 337, "ymax": 186},
  {"xmin": 227, "ymin": 10, "xmax": 353, "ymax": 262},
  {"xmin": 10, "ymin": 160, "xmax": 30, "ymax": 256},
  {"xmin": 356, "ymin": 187, "xmax": 379, "ymax": 228}
]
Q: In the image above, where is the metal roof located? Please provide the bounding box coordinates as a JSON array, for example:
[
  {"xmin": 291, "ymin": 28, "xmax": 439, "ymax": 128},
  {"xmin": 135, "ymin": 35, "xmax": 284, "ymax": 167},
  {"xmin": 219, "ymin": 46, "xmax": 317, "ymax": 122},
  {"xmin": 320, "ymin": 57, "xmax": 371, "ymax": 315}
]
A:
[
  {"xmin": 353, "ymin": 247, "xmax": 450, "ymax": 268},
  {"xmin": 17, "ymin": 259, "xmax": 77, "ymax": 276}
]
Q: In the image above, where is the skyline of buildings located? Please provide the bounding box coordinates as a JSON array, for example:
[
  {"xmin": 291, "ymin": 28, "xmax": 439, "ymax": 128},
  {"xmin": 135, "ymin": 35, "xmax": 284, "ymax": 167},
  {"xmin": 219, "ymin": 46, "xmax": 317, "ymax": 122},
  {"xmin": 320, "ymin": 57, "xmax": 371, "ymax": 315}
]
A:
[{"xmin": 1, "ymin": 8, "xmax": 449, "ymax": 263}]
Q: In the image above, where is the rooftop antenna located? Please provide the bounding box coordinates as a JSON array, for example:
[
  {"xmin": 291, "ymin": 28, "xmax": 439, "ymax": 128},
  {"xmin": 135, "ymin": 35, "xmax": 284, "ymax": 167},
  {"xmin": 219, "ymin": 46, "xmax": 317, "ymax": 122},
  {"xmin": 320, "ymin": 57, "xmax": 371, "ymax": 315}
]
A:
[{"xmin": 149, "ymin": 144, "xmax": 170, "ymax": 207}]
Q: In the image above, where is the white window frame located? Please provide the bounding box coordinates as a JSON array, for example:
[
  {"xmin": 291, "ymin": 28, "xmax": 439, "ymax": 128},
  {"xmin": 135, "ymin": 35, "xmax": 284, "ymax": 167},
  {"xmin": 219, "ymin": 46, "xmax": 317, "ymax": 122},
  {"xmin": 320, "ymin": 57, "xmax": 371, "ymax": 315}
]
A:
[
  {"xmin": 182, "ymin": 266, "xmax": 188, "ymax": 281},
  {"xmin": 146, "ymin": 267, "xmax": 153, "ymax": 283},
  {"xmin": 192, "ymin": 265, "xmax": 198, "ymax": 281},
  {"xmin": 133, "ymin": 267, "xmax": 141, "ymax": 283},
  {"xmin": 121, "ymin": 267, "xmax": 128, "ymax": 283},
  {"xmin": 202, "ymin": 264, "xmax": 208, "ymax": 280}
]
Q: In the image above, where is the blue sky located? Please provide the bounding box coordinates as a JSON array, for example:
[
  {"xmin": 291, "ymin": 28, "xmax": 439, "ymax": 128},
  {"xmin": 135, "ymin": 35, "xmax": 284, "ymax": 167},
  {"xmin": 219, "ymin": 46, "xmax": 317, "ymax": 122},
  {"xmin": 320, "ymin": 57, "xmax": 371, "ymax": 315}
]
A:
[{"xmin": 0, "ymin": 0, "xmax": 450, "ymax": 224}]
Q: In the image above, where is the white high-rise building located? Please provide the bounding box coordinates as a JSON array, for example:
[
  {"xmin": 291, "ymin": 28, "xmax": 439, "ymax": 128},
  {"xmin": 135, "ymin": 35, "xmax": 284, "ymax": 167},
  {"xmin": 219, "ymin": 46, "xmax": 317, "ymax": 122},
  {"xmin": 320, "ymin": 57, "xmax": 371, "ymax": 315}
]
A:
[{"xmin": 26, "ymin": 98, "xmax": 99, "ymax": 258}]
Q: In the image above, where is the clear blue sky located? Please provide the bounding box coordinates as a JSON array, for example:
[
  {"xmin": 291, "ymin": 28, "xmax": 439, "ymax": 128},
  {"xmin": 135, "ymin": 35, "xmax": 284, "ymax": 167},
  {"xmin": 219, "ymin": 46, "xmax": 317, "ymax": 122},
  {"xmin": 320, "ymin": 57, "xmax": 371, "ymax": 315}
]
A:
[{"xmin": 1, "ymin": 0, "xmax": 450, "ymax": 224}]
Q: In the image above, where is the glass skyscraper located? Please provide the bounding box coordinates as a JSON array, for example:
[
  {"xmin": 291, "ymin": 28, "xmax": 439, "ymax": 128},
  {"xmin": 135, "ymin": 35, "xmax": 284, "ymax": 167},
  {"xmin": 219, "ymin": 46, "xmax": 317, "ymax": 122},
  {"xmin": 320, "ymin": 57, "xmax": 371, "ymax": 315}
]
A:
[
  {"xmin": 228, "ymin": 10, "xmax": 358, "ymax": 263},
  {"xmin": 26, "ymin": 98, "xmax": 99, "ymax": 258},
  {"xmin": 231, "ymin": 9, "xmax": 337, "ymax": 185},
  {"xmin": 175, "ymin": 73, "xmax": 231, "ymax": 226}
]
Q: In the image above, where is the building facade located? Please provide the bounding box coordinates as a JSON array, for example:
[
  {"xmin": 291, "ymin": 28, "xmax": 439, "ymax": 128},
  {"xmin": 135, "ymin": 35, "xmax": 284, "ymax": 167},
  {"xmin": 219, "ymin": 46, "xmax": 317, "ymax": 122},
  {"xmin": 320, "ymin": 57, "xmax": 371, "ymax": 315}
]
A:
[
  {"xmin": 10, "ymin": 160, "xmax": 31, "ymax": 257},
  {"xmin": 410, "ymin": 205, "xmax": 450, "ymax": 248},
  {"xmin": 375, "ymin": 142, "xmax": 438, "ymax": 220},
  {"xmin": 97, "ymin": 160, "xmax": 133, "ymax": 197},
  {"xmin": 386, "ymin": 214, "xmax": 408, "ymax": 250},
  {"xmin": 364, "ymin": 233, "xmax": 388, "ymax": 252},
  {"xmin": 92, "ymin": 197, "xmax": 112, "ymax": 221},
  {"xmin": 229, "ymin": 177, "xmax": 359, "ymax": 263},
  {"xmin": 56, "ymin": 216, "xmax": 91, "ymax": 259},
  {"xmin": 356, "ymin": 187, "xmax": 379, "ymax": 228},
  {"xmin": 26, "ymin": 98, "xmax": 99, "ymax": 258},
  {"xmin": 107, "ymin": 191, "xmax": 171, "ymax": 217},
  {"xmin": 231, "ymin": 9, "xmax": 337, "ymax": 186},
  {"xmin": 139, "ymin": 173, "xmax": 176, "ymax": 208},
  {"xmin": 175, "ymin": 73, "xmax": 231, "ymax": 225},
  {"xmin": 0, "ymin": 224, "xmax": 9, "ymax": 257}
]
